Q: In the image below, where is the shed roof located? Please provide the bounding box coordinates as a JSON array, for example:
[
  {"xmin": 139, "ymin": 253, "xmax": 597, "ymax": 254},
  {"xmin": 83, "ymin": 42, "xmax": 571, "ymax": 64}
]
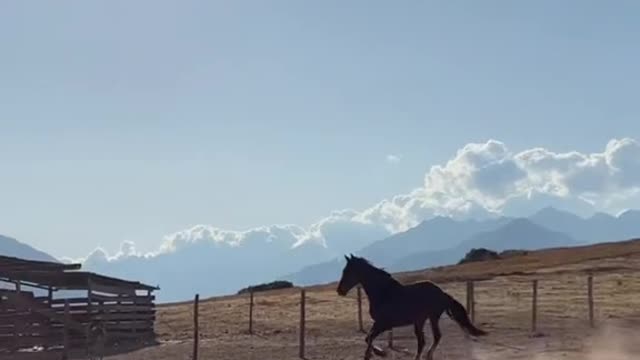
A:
[
  {"xmin": 0, "ymin": 254, "xmax": 81, "ymax": 272},
  {"xmin": 0, "ymin": 255, "xmax": 157, "ymax": 292}
]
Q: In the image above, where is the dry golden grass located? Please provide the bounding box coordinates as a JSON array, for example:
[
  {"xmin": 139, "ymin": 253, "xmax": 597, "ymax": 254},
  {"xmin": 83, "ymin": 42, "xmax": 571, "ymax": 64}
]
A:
[{"xmin": 108, "ymin": 238, "xmax": 640, "ymax": 360}]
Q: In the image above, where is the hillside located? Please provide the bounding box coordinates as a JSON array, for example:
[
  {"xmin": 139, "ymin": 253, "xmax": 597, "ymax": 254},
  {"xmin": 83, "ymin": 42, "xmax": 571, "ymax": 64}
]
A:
[
  {"xmin": 391, "ymin": 218, "xmax": 579, "ymax": 272},
  {"xmin": 0, "ymin": 234, "xmax": 59, "ymax": 262},
  {"xmin": 358, "ymin": 216, "xmax": 511, "ymax": 267}
]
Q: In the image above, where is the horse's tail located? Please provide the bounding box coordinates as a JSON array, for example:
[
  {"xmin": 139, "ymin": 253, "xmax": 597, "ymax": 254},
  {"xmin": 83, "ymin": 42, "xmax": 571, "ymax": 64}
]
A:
[{"xmin": 444, "ymin": 294, "xmax": 488, "ymax": 337}]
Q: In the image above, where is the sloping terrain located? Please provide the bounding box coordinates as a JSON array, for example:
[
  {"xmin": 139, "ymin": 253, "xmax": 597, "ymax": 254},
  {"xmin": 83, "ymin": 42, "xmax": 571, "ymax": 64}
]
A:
[
  {"xmin": 0, "ymin": 234, "xmax": 58, "ymax": 262},
  {"xmin": 390, "ymin": 218, "xmax": 579, "ymax": 272},
  {"xmin": 106, "ymin": 238, "xmax": 640, "ymax": 359}
]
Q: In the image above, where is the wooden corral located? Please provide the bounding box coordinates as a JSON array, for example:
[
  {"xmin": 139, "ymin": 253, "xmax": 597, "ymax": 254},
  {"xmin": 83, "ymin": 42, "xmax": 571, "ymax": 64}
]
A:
[{"xmin": 0, "ymin": 255, "xmax": 158, "ymax": 358}]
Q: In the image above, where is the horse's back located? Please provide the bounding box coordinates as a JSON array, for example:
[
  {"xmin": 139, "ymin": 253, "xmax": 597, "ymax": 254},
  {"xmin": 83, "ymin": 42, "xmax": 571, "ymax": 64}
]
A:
[{"xmin": 403, "ymin": 280, "xmax": 448, "ymax": 299}]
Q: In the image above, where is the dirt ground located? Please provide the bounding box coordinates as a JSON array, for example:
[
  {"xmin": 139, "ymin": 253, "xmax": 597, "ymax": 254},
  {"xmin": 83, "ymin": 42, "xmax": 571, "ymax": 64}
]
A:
[
  {"xmin": 102, "ymin": 247, "xmax": 640, "ymax": 360},
  {"xmin": 105, "ymin": 317, "xmax": 640, "ymax": 360}
]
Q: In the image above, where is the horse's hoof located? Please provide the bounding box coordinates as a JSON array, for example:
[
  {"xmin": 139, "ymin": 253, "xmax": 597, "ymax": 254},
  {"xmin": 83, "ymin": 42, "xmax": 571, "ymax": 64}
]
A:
[{"xmin": 372, "ymin": 346, "xmax": 387, "ymax": 357}]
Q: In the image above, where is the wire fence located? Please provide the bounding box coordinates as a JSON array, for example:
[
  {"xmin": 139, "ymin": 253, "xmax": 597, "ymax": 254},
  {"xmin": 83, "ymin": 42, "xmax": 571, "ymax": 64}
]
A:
[{"xmin": 152, "ymin": 269, "xmax": 640, "ymax": 360}]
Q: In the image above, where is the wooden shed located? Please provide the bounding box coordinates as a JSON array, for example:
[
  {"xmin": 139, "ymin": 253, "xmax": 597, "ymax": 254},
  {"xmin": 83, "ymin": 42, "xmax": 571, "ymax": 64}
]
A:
[{"xmin": 0, "ymin": 255, "xmax": 158, "ymax": 358}]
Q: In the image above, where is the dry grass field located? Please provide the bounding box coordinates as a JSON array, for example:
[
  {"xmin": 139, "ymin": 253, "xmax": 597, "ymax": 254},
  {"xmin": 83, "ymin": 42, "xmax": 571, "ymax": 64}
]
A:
[{"xmin": 108, "ymin": 239, "xmax": 640, "ymax": 360}]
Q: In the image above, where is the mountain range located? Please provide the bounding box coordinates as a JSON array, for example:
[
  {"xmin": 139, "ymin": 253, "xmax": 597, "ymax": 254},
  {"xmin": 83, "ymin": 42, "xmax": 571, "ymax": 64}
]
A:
[
  {"xmin": 283, "ymin": 208, "xmax": 640, "ymax": 286},
  {"xmin": 2, "ymin": 207, "xmax": 640, "ymax": 302}
]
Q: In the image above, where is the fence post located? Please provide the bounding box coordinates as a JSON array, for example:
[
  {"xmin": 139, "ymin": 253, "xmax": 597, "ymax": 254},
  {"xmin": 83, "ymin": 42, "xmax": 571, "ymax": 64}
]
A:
[
  {"xmin": 193, "ymin": 294, "xmax": 199, "ymax": 360},
  {"xmin": 12, "ymin": 281, "xmax": 22, "ymax": 353},
  {"xmin": 388, "ymin": 329, "xmax": 394, "ymax": 349},
  {"xmin": 249, "ymin": 291, "xmax": 254, "ymax": 335},
  {"xmin": 86, "ymin": 284, "xmax": 93, "ymax": 356},
  {"xmin": 63, "ymin": 299, "xmax": 70, "ymax": 360},
  {"xmin": 471, "ymin": 283, "xmax": 476, "ymax": 323},
  {"xmin": 299, "ymin": 288, "xmax": 306, "ymax": 359},
  {"xmin": 588, "ymin": 275, "xmax": 594, "ymax": 328},
  {"xmin": 466, "ymin": 281, "xmax": 475, "ymax": 322},
  {"xmin": 357, "ymin": 286, "xmax": 364, "ymax": 333},
  {"xmin": 531, "ymin": 280, "xmax": 538, "ymax": 333}
]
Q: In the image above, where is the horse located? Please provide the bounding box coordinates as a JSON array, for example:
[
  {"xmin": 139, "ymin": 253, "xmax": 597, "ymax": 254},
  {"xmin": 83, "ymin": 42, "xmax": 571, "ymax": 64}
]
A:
[{"xmin": 336, "ymin": 254, "xmax": 487, "ymax": 360}]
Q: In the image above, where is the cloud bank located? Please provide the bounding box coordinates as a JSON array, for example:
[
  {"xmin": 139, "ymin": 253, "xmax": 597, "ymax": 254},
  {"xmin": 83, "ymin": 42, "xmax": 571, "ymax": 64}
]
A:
[{"xmin": 78, "ymin": 138, "xmax": 640, "ymax": 300}]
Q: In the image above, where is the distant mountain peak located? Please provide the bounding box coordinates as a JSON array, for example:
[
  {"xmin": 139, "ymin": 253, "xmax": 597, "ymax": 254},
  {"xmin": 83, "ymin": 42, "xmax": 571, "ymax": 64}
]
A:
[
  {"xmin": 0, "ymin": 234, "xmax": 59, "ymax": 263},
  {"xmin": 480, "ymin": 217, "xmax": 571, "ymax": 241},
  {"xmin": 618, "ymin": 209, "xmax": 640, "ymax": 219},
  {"xmin": 589, "ymin": 212, "xmax": 615, "ymax": 220},
  {"xmin": 502, "ymin": 217, "xmax": 537, "ymax": 228},
  {"xmin": 420, "ymin": 215, "xmax": 458, "ymax": 226},
  {"xmin": 532, "ymin": 206, "xmax": 582, "ymax": 219}
]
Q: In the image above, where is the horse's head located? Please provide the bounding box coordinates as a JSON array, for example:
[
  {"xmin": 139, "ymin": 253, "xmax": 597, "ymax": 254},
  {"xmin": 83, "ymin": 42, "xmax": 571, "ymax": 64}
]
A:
[{"xmin": 337, "ymin": 254, "xmax": 362, "ymax": 296}]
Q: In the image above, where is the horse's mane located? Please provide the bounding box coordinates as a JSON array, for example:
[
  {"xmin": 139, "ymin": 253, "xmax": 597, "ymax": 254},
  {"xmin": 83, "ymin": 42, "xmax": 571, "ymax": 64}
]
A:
[{"xmin": 353, "ymin": 256, "xmax": 397, "ymax": 281}]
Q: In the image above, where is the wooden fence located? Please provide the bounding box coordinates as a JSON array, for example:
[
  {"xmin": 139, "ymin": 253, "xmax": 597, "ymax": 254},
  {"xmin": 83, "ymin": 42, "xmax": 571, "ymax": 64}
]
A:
[
  {"xmin": 0, "ymin": 290, "xmax": 156, "ymax": 358},
  {"xmin": 187, "ymin": 273, "xmax": 605, "ymax": 359}
]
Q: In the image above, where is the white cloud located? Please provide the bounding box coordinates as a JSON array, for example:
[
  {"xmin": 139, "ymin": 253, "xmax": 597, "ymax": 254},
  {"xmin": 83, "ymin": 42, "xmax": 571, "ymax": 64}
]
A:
[
  {"xmin": 386, "ymin": 154, "xmax": 402, "ymax": 163},
  {"xmin": 83, "ymin": 138, "xmax": 640, "ymax": 263}
]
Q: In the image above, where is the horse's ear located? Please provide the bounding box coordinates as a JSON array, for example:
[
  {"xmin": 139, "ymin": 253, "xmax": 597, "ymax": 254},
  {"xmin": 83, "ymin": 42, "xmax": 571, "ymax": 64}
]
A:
[
  {"xmin": 344, "ymin": 255, "xmax": 350, "ymax": 262},
  {"xmin": 349, "ymin": 253, "xmax": 355, "ymax": 259}
]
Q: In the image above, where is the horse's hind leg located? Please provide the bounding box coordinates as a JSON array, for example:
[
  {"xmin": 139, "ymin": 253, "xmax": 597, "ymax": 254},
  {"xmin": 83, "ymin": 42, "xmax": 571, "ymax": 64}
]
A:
[
  {"xmin": 413, "ymin": 319, "xmax": 426, "ymax": 360},
  {"xmin": 426, "ymin": 315, "xmax": 442, "ymax": 360}
]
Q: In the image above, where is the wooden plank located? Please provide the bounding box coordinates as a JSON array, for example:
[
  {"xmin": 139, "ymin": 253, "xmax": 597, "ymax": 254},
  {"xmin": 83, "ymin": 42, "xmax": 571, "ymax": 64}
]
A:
[
  {"xmin": 46, "ymin": 286, "xmax": 53, "ymax": 336},
  {"xmin": 12, "ymin": 281, "xmax": 22, "ymax": 353},
  {"xmin": 89, "ymin": 313, "xmax": 156, "ymax": 322},
  {"xmin": 0, "ymin": 331, "xmax": 89, "ymax": 343},
  {"xmin": 0, "ymin": 323, "xmax": 51, "ymax": 335},
  {"xmin": 49, "ymin": 298, "xmax": 90, "ymax": 306},
  {"xmin": 49, "ymin": 296, "xmax": 152, "ymax": 306},
  {"xmin": 89, "ymin": 293, "xmax": 155, "ymax": 303},
  {"xmin": 54, "ymin": 312, "xmax": 155, "ymax": 323},
  {"xmin": 103, "ymin": 322, "xmax": 154, "ymax": 331},
  {"xmin": 86, "ymin": 287, "xmax": 93, "ymax": 356},
  {"xmin": 89, "ymin": 283, "xmax": 136, "ymax": 297},
  {"xmin": 63, "ymin": 300, "xmax": 70, "ymax": 360},
  {"xmin": 101, "ymin": 329, "xmax": 154, "ymax": 339},
  {"xmin": 0, "ymin": 311, "xmax": 50, "ymax": 321},
  {"xmin": 52, "ymin": 304, "xmax": 154, "ymax": 313}
]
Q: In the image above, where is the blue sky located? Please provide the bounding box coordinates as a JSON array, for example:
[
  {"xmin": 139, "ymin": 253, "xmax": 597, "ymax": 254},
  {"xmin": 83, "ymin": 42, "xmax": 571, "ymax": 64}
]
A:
[{"xmin": 1, "ymin": 1, "xmax": 639, "ymax": 258}]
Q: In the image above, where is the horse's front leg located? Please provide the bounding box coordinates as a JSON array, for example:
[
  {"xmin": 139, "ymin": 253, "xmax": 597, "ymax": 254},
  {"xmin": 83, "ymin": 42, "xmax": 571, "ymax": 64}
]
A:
[{"xmin": 364, "ymin": 322, "xmax": 386, "ymax": 360}]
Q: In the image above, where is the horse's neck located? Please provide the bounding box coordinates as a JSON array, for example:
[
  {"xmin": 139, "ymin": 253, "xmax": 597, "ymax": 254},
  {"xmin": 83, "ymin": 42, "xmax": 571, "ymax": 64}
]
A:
[{"xmin": 359, "ymin": 268, "xmax": 400, "ymax": 304}]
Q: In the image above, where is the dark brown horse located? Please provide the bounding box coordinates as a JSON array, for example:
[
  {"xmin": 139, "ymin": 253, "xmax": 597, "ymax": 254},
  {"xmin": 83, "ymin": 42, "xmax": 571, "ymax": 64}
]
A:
[{"xmin": 337, "ymin": 254, "xmax": 487, "ymax": 360}]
